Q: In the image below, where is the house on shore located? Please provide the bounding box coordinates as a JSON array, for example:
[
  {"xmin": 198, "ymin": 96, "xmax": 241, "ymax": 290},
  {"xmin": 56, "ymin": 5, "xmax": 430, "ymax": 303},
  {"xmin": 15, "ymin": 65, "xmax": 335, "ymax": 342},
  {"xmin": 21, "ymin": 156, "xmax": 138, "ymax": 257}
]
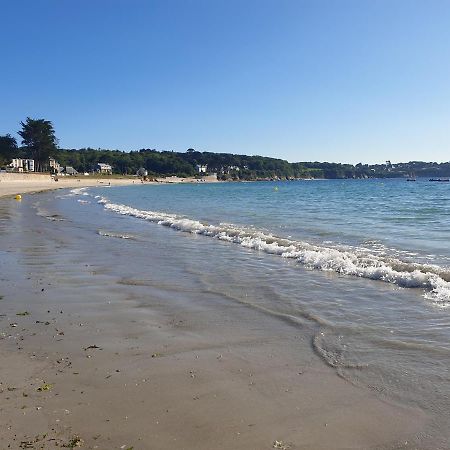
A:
[
  {"xmin": 49, "ymin": 157, "xmax": 62, "ymax": 174},
  {"xmin": 63, "ymin": 166, "xmax": 78, "ymax": 176},
  {"xmin": 220, "ymin": 165, "xmax": 241, "ymax": 175},
  {"xmin": 97, "ymin": 163, "xmax": 112, "ymax": 175},
  {"xmin": 9, "ymin": 158, "xmax": 35, "ymax": 172},
  {"xmin": 196, "ymin": 164, "xmax": 207, "ymax": 173}
]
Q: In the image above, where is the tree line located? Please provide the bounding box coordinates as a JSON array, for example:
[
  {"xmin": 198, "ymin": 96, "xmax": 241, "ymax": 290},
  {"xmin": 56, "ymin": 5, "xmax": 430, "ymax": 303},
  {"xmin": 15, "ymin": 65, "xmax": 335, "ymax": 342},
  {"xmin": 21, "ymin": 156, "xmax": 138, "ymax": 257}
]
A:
[
  {"xmin": 1, "ymin": 118, "xmax": 450, "ymax": 179},
  {"xmin": 0, "ymin": 118, "xmax": 58, "ymax": 172}
]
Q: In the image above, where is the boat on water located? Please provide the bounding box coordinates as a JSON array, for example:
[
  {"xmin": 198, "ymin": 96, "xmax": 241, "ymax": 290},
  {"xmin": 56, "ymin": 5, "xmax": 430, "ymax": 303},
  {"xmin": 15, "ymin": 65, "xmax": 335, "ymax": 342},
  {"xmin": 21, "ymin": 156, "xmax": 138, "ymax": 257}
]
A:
[
  {"xmin": 406, "ymin": 178, "xmax": 416, "ymax": 182},
  {"xmin": 429, "ymin": 178, "xmax": 450, "ymax": 182}
]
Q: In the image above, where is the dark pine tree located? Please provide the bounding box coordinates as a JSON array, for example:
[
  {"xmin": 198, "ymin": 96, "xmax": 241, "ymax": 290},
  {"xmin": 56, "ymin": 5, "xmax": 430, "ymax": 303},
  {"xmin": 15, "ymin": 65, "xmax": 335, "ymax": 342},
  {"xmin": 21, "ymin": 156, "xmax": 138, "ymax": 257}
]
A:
[
  {"xmin": 18, "ymin": 118, "xmax": 58, "ymax": 172},
  {"xmin": 0, "ymin": 134, "xmax": 18, "ymax": 165}
]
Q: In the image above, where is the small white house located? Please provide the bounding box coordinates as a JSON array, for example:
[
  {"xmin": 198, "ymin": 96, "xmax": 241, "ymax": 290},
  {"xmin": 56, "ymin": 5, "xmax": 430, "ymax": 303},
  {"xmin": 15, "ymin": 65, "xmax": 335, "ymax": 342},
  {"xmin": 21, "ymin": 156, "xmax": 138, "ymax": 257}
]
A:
[
  {"xmin": 49, "ymin": 157, "xmax": 61, "ymax": 173},
  {"xmin": 97, "ymin": 163, "xmax": 112, "ymax": 175},
  {"xmin": 196, "ymin": 164, "xmax": 207, "ymax": 173},
  {"xmin": 9, "ymin": 158, "xmax": 35, "ymax": 172}
]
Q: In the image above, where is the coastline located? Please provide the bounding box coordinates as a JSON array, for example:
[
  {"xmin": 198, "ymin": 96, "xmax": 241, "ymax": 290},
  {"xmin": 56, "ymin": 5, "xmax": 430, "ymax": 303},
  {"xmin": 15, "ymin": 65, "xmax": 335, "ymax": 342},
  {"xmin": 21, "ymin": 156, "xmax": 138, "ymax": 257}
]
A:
[
  {"xmin": 0, "ymin": 173, "xmax": 139, "ymax": 198},
  {"xmin": 0, "ymin": 173, "xmax": 220, "ymax": 198},
  {"xmin": 0, "ymin": 188, "xmax": 432, "ymax": 449}
]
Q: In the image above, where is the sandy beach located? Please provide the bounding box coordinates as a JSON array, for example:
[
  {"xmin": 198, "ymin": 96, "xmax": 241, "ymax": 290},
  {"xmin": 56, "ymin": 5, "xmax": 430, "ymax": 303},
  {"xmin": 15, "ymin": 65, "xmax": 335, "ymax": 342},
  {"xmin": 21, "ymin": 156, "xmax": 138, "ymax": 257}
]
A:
[
  {"xmin": 0, "ymin": 173, "xmax": 138, "ymax": 198},
  {"xmin": 0, "ymin": 187, "xmax": 432, "ymax": 449},
  {"xmin": 0, "ymin": 173, "xmax": 220, "ymax": 199},
  {"xmin": 3, "ymin": 1, "xmax": 449, "ymax": 447}
]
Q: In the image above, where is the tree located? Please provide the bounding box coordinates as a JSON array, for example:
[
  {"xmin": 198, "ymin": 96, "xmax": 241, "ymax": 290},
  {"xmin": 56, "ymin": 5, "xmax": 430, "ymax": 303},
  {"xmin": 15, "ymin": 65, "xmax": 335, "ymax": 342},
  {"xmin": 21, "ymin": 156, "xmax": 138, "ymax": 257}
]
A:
[
  {"xmin": 18, "ymin": 118, "xmax": 58, "ymax": 172},
  {"xmin": 0, "ymin": 134, "xmax": 18, "ymax": 165}
]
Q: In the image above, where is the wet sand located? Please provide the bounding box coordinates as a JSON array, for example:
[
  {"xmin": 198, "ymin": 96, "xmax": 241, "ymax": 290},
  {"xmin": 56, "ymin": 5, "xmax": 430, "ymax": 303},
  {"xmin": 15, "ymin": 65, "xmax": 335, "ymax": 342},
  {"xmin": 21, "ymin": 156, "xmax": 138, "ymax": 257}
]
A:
[{"xmin": 0, "ymin": 191, "xmax": 430, "ymax": 449}]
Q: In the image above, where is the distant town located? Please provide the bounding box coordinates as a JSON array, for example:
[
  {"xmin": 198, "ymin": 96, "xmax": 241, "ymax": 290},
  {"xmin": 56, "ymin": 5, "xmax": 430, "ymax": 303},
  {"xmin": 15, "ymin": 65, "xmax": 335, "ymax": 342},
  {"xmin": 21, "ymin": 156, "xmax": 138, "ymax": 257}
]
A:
[
  {"xmin": 4, "ymin": 153, "xmax": 450, "ymax": 182},
  {"xmin": 1, "ymin": 118, "xmax": 450, "ymax": 181}
]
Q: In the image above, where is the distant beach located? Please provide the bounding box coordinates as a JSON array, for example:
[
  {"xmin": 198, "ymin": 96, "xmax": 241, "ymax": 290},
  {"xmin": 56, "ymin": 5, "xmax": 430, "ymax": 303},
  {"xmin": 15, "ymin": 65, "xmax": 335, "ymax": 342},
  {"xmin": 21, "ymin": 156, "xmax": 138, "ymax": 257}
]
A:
[
  {"xmin": 0, "ymin": 173, "xmax": 219, "ymax": 198},
  {"xmin": 0, "ymin": 173, "xmax": 136, "ymax": 198}
]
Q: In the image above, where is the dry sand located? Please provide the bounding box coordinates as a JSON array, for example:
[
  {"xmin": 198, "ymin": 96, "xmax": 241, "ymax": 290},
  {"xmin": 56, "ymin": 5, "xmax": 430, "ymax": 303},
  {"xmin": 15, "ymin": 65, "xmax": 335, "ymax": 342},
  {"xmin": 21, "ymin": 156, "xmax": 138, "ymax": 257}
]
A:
[
  {"xmin": 0, "ymin": 189, "xmax": 429, "ymax": 449},
  {"xmin": 0, "ymin": 173, "xmax": 139, "ymax": 198},
  {"xmin": 0, "ymin": 173, "xmax": 219, "ymax": 199}
]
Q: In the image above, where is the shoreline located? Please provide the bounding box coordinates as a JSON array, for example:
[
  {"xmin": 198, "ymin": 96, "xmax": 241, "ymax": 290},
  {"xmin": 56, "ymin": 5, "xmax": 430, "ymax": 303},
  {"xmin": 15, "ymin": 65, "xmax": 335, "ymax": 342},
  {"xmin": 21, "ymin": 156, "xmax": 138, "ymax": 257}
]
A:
[
  {"xmin": 0, "ymin": 174, "xmax": 140, "ymax": 198},
  {"xmin": 3, "ymin": 174, "xmax": 437, "ymax": 200},
  {"xmin": 0, "ymin": 190, "xmax": 433, "ymax": 449},
  {"xmin": 0, "ymin": 173, "xmax": 220, "ymax": 198}
]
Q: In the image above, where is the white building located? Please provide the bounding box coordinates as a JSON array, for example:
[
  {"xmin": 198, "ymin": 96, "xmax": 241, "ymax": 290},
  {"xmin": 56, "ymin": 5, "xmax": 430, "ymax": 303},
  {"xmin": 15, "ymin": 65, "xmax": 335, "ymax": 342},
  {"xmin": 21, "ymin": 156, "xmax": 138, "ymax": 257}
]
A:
[
  {"xmin": 10, "ymin": 159, "xmax": 23, "ymax": 171},
  {"xmin": 49, "ymin": 157, "xmax": 61, "ymax": 173},
  {"xmin": 9, "ymin": 158, "xmax": 35, "ymax": 172},
  {"xmin": 220, "ymin": 165, "xmax": 241, "ymax": 175},
  {"xmin": 97, "ymin": 163, "xmax": 112, "ymax": 174},
  {"xmin": 196, "ymin": 164, "xmax": 207, "ymax": 173}
]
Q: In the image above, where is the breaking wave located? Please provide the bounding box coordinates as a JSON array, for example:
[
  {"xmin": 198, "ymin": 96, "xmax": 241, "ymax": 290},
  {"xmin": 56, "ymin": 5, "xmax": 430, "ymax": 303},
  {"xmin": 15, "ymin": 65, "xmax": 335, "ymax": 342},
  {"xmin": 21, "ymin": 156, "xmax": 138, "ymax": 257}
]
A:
[
  {"xmin": 69, "ymin": 187, "xmax": 89, "ymax": 196},
  {"xmin": 93, "ymin": 195, "xmax": 450, "ymax": 305}
]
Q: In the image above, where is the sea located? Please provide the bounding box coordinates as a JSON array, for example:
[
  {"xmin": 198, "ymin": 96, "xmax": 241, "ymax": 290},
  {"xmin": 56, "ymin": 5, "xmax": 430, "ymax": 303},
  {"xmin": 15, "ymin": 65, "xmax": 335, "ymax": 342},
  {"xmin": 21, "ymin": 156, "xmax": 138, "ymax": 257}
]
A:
[{"xmin": 53, "ymin": 178, "xmax": 449, "ymax": 442}]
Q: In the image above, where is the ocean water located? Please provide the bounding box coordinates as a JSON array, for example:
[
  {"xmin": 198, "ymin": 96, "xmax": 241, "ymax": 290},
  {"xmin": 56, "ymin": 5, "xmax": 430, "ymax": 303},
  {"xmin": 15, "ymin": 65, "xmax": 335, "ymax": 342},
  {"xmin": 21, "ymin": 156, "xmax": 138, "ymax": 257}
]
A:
[
  {"xmin": 60, "ymin": 179, "xmax": 449, "ymax": 442},
  {"xmin": 96, "ymin": 179, "xmax": 450, "ymax": 299}
]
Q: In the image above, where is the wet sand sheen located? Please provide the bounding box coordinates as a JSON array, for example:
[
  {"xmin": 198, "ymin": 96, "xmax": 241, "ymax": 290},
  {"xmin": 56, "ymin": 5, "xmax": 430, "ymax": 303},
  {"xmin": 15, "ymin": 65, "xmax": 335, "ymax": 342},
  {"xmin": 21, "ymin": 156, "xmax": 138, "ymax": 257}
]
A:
[{"xmin": 0, "ymin": 191, "xmax": 431, "ymax": 449}]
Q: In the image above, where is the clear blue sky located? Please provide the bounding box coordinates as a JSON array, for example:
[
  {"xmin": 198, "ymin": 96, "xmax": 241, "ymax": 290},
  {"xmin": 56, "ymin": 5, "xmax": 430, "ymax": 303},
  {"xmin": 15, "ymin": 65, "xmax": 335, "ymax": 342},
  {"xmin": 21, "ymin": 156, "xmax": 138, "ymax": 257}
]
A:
[{"xmin": 1, "ymin": 0, "xmax": 449, "ymax": 163}]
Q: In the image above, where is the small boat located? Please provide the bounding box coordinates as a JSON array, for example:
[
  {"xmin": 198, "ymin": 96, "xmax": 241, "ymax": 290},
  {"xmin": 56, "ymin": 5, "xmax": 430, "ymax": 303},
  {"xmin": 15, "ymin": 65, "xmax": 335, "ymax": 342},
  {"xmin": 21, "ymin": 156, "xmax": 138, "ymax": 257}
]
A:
[
  {"xmin": 429, "ymin": 178, "xmax": 450, "ymax": 182},
  {"xmin": 406, "ymin": 178, "xmax": 416, "ymax": 182}
]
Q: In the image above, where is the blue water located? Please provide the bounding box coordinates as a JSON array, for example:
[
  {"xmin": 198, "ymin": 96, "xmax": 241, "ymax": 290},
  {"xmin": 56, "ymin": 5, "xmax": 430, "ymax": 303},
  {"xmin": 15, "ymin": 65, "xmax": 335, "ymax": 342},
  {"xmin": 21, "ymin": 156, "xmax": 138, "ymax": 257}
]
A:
[
  {"xmin": 101, "ymin": 179, "xmax": 450, "ymax": 265},
  {"xmin": 82, "ymin": 179, "xmax": 450, "ymax": 306},
  {"xmin": 61, "ymin": 179, "xmax": 450, "ymax": 442}
]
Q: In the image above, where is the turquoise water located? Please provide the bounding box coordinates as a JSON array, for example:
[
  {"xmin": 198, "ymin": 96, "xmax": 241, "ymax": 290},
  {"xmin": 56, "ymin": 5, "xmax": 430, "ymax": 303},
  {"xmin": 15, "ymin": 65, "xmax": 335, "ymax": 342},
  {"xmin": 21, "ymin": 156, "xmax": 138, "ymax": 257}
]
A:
[
  {"xmin": 61, "ymin": 179, "xmax": 450, "ymax": 443},
  {"xmin": 94, "ymin": 179, "xmax": 450, "ymax": 300},
  {"xmin": 112, "ymin": 179, "xmax": 450, "ymax": 262},
  {"xmin": 110, "ymin": 179, "xmax": 450, "ymax": 260}
]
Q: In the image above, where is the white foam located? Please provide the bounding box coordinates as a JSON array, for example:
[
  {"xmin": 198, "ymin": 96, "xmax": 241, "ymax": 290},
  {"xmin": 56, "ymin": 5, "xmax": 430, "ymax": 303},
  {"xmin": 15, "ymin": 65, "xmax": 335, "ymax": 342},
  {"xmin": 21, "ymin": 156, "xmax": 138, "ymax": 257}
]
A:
[
  {"xmin": 97, "ymin": 198, "xmax": 450, "ymax": 306},
  {"xmin": 98, "ymin": 230, "xmax": 134, "ymax": 240},
  {"xmin": 69, "ymin": 187, "xmax": 89, "ymax": 196}
]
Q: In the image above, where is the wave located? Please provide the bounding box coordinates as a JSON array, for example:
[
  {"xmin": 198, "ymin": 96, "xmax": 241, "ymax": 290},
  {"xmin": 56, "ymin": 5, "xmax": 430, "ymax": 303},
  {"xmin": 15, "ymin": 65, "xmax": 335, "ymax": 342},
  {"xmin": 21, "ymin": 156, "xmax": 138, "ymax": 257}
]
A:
[
  {"xmin": 97, "ymin": 230, "xmax": 135, "ymax": 240},
  {"xmin": 86, "ymin": 194, "xmax": 450, "ymax": 305},
  {"xmin": 312, "ymin": 332, "xmax": 368, "ymax": 370},
  {"xmin": 69, "ymin": 187, "xmax": 89, "ymax": 196},
  {"xmin": 34, "ymin": 204, "xmax": 65, "ymax": 221}
]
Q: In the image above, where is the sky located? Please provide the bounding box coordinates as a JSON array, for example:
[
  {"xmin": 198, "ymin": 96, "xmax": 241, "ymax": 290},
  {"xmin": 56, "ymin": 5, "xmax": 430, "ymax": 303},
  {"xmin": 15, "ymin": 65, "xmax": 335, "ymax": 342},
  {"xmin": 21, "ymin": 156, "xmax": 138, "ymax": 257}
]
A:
[{"xmin": 1, "ymin": 0, "xmax": 449, "ymax": 164}]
